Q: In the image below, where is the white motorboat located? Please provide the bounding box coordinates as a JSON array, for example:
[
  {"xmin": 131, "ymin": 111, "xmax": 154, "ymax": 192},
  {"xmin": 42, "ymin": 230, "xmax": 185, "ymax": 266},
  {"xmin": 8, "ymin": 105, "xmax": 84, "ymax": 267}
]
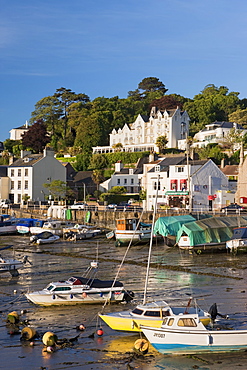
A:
[
  {"xmin": 25, "ymin": 261, "xmax": 134, "ymax": 306},
  {"xmin": 63, "ymin": 224, "xmax": 102, "ymax": 241},
  {"xmin": 30, "ymin": 231, "xmax": 60, "ymax": 245},
  {"xmin": 0, "ymin": 215, "xmax": 17, "ymax": 235},
  {"xmin": 114, "ymin": 218, "xmax": 153, "ymax": 246},
  {"xmin": 141, "ymin": 311, "xmax": 247, "ymax": 354},
  {"xmin": 30, "ymin": 220, "xmax": 75, "ymax": 236},
  {"xmin": 226, "ymin": 226, "xmax": 247, "ymax": 253},
  {"xmin": 0, "ymin": 248, "xmax": 32, "ymax": 276}
]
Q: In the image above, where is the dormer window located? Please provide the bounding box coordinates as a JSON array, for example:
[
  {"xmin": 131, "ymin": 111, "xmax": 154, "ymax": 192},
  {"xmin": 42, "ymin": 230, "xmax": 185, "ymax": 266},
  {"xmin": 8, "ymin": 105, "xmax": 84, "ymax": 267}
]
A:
[
  {"xmin": 175, "ymin": 166, "xmax": 184, "ymax": 173},
  {"xmin": 129, "ymin": 169, "xmax": 133, "ymax": 175},
  {"xmin": 155, "ymin": 165, "xmax": 160, "ymax": 172}
]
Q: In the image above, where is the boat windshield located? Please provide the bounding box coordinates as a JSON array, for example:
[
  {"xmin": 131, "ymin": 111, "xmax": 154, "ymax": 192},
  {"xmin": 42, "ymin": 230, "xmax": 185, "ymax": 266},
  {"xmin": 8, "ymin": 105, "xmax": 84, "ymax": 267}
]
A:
[
  {"xmin": 132, "ymin": 308, "xmax": 144, "ymax": 315},
  {"xmin": 53, "ymin": 287, "xmax": 71, "ymax": 292},
  {"xmin": 46, "ymin": 284, "xmax": 55, "ymax": 291}
]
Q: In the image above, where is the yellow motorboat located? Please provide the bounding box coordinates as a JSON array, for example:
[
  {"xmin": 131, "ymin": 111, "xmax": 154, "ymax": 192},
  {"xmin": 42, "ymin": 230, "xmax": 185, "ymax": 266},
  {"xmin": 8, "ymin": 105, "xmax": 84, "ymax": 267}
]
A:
[{"xmin": 99, "ymin": 299, "xmax": 211, "ymax": 333}]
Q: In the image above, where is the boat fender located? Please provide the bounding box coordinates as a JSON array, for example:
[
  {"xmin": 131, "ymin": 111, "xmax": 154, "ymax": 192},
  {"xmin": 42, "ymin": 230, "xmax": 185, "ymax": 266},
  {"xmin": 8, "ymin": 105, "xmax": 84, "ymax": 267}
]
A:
[
  {"xmin": 52, "ymin": 294, "xmax": 56, "ymax": 300},
  {"xmin": 70, "ymin": 294, "xmax": 73, "ymax": 299},
  {"xmin": 7, "ymin": 311, "xmax": 19, "ymax": 324},
  {"xmin": 42, "ymin": 331, "xmax": 58, "ymax": 346},
  {"xmin": 46, "ymin": 345, "xmax": 55, "ymax": 353},
  {"xmin": 97, "ymin": 328, "xmax": 104, "ymax": 336},
  {"xmin": 82, "ymin": 292, "xmax": 87, "ymax": 298},
  {"xmin": 133, "ymin": 338, "xmax": 149, "ymax": 355}
]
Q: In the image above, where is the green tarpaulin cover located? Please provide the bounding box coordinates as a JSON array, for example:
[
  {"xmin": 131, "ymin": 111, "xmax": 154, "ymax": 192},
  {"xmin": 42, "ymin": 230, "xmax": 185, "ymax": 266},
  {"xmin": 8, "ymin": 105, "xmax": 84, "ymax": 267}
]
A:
[
  {"xmin": 154, "ymin": 215, "xmax": 196, "ymax": 237},
  {"xmin": 176, "ymin": 216, "xmax": 247, "ymax": 246}
]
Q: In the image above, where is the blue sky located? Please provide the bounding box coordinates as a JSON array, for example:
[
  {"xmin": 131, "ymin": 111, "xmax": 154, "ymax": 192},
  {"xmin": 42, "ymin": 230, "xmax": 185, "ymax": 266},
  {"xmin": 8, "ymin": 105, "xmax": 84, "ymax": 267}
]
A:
[{"xmin": 1, "ymin": 0, "xmax": 247, "ymax": 142}]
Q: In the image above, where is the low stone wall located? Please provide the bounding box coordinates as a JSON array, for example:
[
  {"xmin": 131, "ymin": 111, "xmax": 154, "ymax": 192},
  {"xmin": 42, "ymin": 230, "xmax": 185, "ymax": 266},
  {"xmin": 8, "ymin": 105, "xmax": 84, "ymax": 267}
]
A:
[{"xmin": 9, "ymin": 207, "xmax": 155, "ymax": 231}]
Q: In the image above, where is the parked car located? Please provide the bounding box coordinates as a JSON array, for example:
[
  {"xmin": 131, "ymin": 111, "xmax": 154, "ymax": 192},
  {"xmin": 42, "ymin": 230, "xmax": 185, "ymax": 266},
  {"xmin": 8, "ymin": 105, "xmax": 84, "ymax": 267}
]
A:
[
  {"xmin": 221, "ymin": 204, "xmax": 246, "ymax": 213},
  {"xmin": 107, "ymin": 204, "xmax": 118, "ymax": 209},
  {"xmin": 0, "ymin": 199, "xmax": 10, "ymax": 208},
  {"xmin": 69, "ymin": 202, "xmax": 88, "ymax": 210}
]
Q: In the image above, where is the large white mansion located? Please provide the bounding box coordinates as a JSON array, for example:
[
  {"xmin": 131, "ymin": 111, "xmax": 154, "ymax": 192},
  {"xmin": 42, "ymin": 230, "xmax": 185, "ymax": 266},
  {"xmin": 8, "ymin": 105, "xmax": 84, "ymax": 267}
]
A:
[{"xmin": 93, "ymin": 106, "xmax": 190, "ymax": 153}]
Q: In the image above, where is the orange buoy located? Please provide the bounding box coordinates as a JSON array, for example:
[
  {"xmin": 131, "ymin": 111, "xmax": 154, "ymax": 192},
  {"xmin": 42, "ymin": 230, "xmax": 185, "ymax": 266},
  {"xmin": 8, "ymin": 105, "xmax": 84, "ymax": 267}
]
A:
[
  {"xmin": 21, "ymin": 327, "xmax": 36, "ymax": 340},
  {"xmin": 133, "ymin": 338, "xmax": 149, "ymax": 355},
  {"xmin": 97, "ymin": 328, "xmax": 104, "ymax": 336}
]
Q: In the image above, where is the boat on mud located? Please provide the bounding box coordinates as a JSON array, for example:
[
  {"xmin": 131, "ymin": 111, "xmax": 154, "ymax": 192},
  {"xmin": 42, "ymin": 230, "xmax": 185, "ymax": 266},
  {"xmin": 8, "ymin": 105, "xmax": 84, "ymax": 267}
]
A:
[
  {"xmin": 30, "ymin": 231, "xmax": 60, "ymax": 245},
  {"xmin": 25, "ymin": 261, "xmax": 134, "ymax": 306},
  {"xmin": 141, "ymin": 311, "xmax": 247, "ymax": 355}
]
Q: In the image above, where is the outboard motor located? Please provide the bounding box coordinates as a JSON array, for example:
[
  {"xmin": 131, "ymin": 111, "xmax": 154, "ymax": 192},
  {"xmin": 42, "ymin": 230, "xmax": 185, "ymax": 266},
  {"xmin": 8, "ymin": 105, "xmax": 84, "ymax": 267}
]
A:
[{"xmin": 209, "ymin": 303, "xmax": 228, "ymax": 321}]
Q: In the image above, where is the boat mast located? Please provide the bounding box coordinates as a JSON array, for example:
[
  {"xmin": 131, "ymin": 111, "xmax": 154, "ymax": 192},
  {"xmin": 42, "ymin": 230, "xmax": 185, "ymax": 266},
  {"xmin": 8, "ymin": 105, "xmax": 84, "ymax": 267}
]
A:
[
  {"xmin": 186, "ymin": 132, "xmax": 191, "ymax": 212},
  {"xmin": 143, "ymin": 174, "xmax": 160, "ymax": 305}
]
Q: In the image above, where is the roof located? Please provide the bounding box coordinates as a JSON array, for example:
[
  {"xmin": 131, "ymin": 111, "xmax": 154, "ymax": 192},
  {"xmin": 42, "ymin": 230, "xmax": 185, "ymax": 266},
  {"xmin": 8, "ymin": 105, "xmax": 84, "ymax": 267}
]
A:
[
  {"xmin": 201, "ymin": 121, "xmax": 244, "ymax": 132},
  {"xmin": 10, "ymin": 124, "xmax": 29, "ymax": 130},
  {"xmin": 220, "ymin": 165, "xmax": 239, "ymax": 176},
  {"xmin": 9, "ymin": 153, "xmax": 43, "ymax": 167},
  {"xmin": 148, "ymin": 155, "xmax": 187, "ymax": 173},
  {"xmin": 114, "ymin": 168, "xmax": 142, "ymax": 175}
]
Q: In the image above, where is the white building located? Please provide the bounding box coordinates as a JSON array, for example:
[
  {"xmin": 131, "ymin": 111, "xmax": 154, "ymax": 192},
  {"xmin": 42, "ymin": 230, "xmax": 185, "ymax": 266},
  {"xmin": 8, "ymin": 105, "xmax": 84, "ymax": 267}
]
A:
[
  {"xmin": 0, "ymin": 166, "xmax": 9, "ymax": 200},
  {"xmin": 8, "ymin": 148, "xmax": 66, "ymax": 204},
  {"xmin": 93, "ymin": 106, "xmax": 190, "ymax": 154},
  {"xmin": 144, "ymin": 155, "xmax": 231, "ymax": 211},
  {"xmin": 100, "ymin": 161, "xmax": 142, "ymax": 193},
  {"xmin": 9, "ymin": 121, "xmax": 29, "ymax": 141},
  {"xmin": 192, "ymin": 121, "xmax": 247, "ymax": 148}
]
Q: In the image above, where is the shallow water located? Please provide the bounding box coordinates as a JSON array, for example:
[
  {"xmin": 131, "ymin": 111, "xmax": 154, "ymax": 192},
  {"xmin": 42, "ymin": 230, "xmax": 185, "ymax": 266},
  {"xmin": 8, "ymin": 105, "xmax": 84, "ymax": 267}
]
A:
[{"xmin": 0, "ymin": 235, "xmax": 247, "ymax": 369}]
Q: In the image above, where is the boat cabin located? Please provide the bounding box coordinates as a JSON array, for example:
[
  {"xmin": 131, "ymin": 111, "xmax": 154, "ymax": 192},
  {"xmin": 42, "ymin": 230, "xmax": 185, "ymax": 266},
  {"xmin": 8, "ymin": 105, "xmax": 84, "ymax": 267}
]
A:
[{"xmin": 116, "ymin": 218, "xmax": 151, "ymax": 231}]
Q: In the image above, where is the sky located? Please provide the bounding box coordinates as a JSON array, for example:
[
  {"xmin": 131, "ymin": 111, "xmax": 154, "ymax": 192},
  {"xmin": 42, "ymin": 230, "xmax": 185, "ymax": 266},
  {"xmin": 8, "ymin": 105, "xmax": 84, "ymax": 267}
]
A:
[{"xmin": 1, "ymin": 0, "xmax": 247, "ymax": 142}]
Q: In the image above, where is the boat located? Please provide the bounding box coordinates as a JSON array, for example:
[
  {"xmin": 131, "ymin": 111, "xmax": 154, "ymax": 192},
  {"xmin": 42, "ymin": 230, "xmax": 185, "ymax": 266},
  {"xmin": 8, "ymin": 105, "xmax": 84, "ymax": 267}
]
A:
[
  {"xmin": 0, "ymin": 215, "xmax": 17, "ymax": 235},
  {"xmin": 0, "ymin": 246, "xmax": 32, "ymax": 276},
  {"xmin": 177, "ymin": 216, "xmax": 247, "ymax": 253},
  {"xmin": 140, "ymin": 311, "xmax": 247, "ymax": 355},
  {"xmin": 114, "ymin": 217, "xmax": 153, "ymax": 246},
  {"xmin": 25, "ymin": 261, "xmax": 134, "ymax": 306},
  {"xmin": 30, "ymin": 220, "xmax": 75, "ymax": 236},
  {"xmin": 16, "ymin": 218, "xmax": 45, "ymax": 234},
  {"xmin": 99, "ymin": 174, "xmax": 212, "ymax": 332},
  {"xmin": 226, "ymin": 227, "xmax": 247, "ymax": 253},
  {"xmin": 63, "ymin": 224, "xmax": 102, "ymax": 241},
  {"xmin": 99, "ymin": 298, "xmax": 211, "ymax": 332},
  {"xmin": 30, "ymin": 231, "xmax": 60, "ymax": 245}
]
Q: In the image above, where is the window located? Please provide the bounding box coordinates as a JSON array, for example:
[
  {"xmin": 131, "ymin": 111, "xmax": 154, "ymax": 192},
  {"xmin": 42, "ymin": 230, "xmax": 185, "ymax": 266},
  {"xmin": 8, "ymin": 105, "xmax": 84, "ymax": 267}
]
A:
[
  {"xmin": 18, "ymin": 169, "xmax": 21, "ymax": 176},
  {"xmin": 178, "ymin": 318, "xmax": 197, "ymax": 327},
  {"xmin": 18, "ymin": 181, "xmax": 21, "ymax": 190},
  {"xmin": 17, "ymin": 194, "xmax": 21, "ymax": 203},
  {"xmin": 25, "ymin": 169, "xmax": 28, "ymax": 176},
  {"xmin": 10, "ymin": 181, "xmax": 14, "ymax": 190},
  {"xmin": 24, "ymin": 180, "xmax": 28, "ymax": 190},
  {"xmin": 167, "ymin": 318, "xmax": 174, "ymax": 326},
  {"xmin": 11, "ymin": 169, "xmax": 14, "ymax": 177},
  {"xmin": 175, "ymin": 166, "xmax": 184, "ymax": 173},
  {"xmin": 117, "ymin": 179, "xmax": 120, "ymax": 185},
  {"xmin": 124, "ymin": 178, "xmax": 127, "ymax": 185},
  {"xmin": 131, "ymin": 178, "xmax": 134, "ymax": 184},
  {"xmin": 155, "ymin": 165, "xmax": 160, "ymax": 172},
  {"xmin": 143, "ymin": 310, "xmax": 161, "ymax": 317}
]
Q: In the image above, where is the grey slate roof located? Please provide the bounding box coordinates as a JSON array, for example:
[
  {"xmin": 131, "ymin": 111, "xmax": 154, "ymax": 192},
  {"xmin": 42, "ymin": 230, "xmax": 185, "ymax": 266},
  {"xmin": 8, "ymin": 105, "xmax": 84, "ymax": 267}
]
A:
[{"xmin": 9, "ymin": 153, "xmax": 43, "ymax": 167}]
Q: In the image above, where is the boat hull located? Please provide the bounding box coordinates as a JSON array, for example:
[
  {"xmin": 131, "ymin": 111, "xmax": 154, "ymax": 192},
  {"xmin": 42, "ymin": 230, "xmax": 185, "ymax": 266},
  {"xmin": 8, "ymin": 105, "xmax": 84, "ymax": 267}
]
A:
[
  {"xmin": 25, "ymin": 290, "xmax": 127, "ymax": 306},
  {"xmin": 141, "ymin": 326, "xmax": 247, "ymax": 354}
]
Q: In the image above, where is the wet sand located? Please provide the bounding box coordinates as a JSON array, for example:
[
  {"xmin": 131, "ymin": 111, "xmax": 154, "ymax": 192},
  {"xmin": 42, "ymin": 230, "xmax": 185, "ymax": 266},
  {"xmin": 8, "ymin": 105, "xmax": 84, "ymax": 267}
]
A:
[{"xmin": 0, "ymin": 234, "xmax": 247, "ymax": 369}]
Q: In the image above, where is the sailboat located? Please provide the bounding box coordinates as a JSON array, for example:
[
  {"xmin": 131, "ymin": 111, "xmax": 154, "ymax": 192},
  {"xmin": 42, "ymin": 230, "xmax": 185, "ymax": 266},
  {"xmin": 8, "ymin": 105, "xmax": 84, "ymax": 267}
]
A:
[{"xmin": 99, "ymin": 175, "xmax": 211, "ymax": 332}]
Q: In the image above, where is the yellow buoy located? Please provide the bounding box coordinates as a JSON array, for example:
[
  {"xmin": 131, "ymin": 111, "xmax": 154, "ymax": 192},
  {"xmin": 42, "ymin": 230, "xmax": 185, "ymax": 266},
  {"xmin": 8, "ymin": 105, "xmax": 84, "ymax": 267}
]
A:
[
  {"xmin": 133, "ymin": 338, "xmax": 149, "ymax": 355},
  {"xmin": 7, "ymin": 311, "xmax": 19, "ymax": 324},
  {"xmin": 21, "ymin": 327, "xmax": 36, "ymax": 340},
  {"xmin": 42, "ymin": 332, "xmax": 58, "ymax": 346}
]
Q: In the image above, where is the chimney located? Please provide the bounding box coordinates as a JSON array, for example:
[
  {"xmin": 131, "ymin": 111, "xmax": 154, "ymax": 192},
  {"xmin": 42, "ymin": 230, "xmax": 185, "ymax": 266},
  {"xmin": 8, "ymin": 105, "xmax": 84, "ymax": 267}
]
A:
[
  {"xmin": 25, "ymin": 120, "xmax": 29, "ymax": 128},
  {"xmin": 9, "ymin": 156, "xmax": 14, "ymax": 165},
  {"xmin": 149, "ymin": 151, "xmax": 155, "ymax": 163},
  {"xmin": 115, "ymin": 160, "xmax": 123, "ymax": 172},
  {"xmin": 239, "ymin": 142, "xmax": 244, "ymax": 166},
  {"xmin": 221, "ymin": 158, "xmax": 226, "ymax": 168},
  {"xmin": 43, "ymin": 147, "xmax": 55, "ymax": 157}
]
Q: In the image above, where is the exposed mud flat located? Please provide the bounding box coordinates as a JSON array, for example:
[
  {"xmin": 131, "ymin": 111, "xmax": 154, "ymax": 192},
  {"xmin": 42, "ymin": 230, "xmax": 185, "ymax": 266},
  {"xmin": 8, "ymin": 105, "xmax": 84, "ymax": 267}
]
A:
[{"xmin": 0, "ymin": 234, "xmax": 246, "ymax": 369}]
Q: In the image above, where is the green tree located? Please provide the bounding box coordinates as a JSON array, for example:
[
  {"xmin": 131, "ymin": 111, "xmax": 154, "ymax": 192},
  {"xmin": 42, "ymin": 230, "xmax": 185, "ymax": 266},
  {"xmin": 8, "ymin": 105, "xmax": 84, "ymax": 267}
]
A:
[
  {"xmin": 138, "ymin": 77, "xmax": 168, "ymax": 94},
  {"xmin": 43, "ymin": 180, "xmax": 67, "ymax": 200},
  {"xmin": 229, "ymin": 108, "xmax": 247, "ymax": 129},
  {"xmin": 108, "ymin": 186, "xmax": 127, "ymax": 194},
  {"xmin": 91, "ymin": 169, "xmax": 105, "ymax": 191},
  {"xmin": 89, "ymin": 153, "xmax": 108, "ymax": 170},
  {"xmin": 156, "ymin": 135, "xmax": 168, "ymax": 153}
]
